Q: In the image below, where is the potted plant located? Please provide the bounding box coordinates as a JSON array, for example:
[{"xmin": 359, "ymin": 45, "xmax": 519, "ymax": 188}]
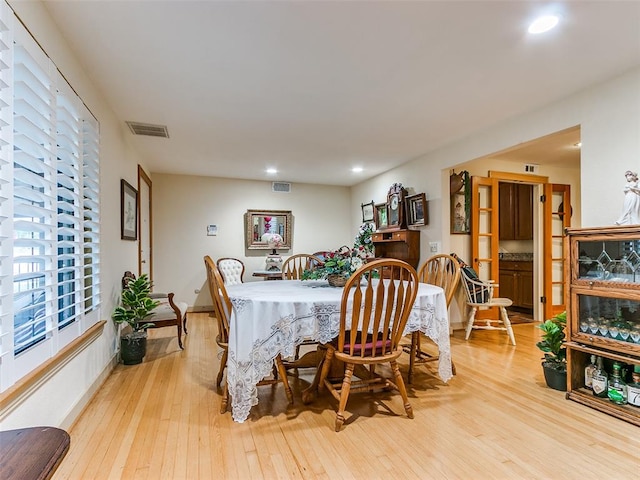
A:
[
  {"xmin": 112, "ymin": 274, "xmax": 159, "ymax": 365},
  {"xmin": 536, "ymin": 311, "xmax": 567, "ymax": 391}
]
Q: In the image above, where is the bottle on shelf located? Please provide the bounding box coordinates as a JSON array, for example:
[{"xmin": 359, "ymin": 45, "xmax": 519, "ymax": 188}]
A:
[
  {"xmin": 607, "ymin": 362, "xmax": 628, "ymax": 405},
  {"xmin": 592, "ymin": 356, "xmax": 608, "ymax": 398},
  {"xmin": 627, "ymin": 365, "xmax": 640, "ymax": 407},
  {"xmin": 584, "ymin": 354, "xmax": 597, "ymax": 390}
]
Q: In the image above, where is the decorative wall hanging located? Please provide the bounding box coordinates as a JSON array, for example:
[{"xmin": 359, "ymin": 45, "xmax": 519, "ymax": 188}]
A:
[
  {"xmin": 121, "ymin": 179, "xmax": 138, "ymax": 241},
  {"xmin": 361, "ymin": 201, "xmax": 375, "ymax": 222},
  {"xmin": 450, "ymin": 170, "xmax": 470, "ymax": 234},
  {"xmin": 406, "ymin": 193, "xmax": 428, "ymax": 227}
]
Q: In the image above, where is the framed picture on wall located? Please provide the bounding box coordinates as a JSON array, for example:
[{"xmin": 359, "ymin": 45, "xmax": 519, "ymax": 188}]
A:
[
  {"xmin": 361, "ymin": 201, "xmax": 375, "ymax": 222},
  {"xmin": 121, "ymin": 179, "xmax": 138, "ymax": 241},
  {"xmin": 450, "ymin": 171, "xmax": 470, "ymax": 234},
  {"xmin": 406, "ymin": 193, "xmax": 427, "ymax": 227},
  {"xmin": 374, "ymin": 203, "xmax": 388, "ymax": 231}
]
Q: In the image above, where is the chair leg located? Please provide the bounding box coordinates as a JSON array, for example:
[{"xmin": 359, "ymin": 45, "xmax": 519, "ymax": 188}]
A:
[
  {"xmin": 216, "ymin": 349, "xmax": 228, "ymax": 387},
  {"xmin": 274, "ymin": 354, "xmax": 294, "ymax": 405},
  {"xmin": 391, "ymin": 360, "xmax": 414, "ymax": 419},
  {"xmin": 220, "ymin": 383, "xmax": 229, "ymax": 414},
  {"xmin": 500, "ymin": 307, "xmax": 517, "ymax": 346},
  {"xmin": 183, "ymin": 313, "xmax": 188, "ymax": 335},
  {"xmin": 176, "ymin": 323, "xmax": 184, "ymax": 349},
  {"xmin": 408, "ymin": 331, "xmax": 419, "ymax": 384},
  {"xmin": 335, "ymin": 362, "xmax": 354, "ymax": 432},
  {"xmin": 465, "ymin": 307, "xmax": 477, "ymax": 340}
]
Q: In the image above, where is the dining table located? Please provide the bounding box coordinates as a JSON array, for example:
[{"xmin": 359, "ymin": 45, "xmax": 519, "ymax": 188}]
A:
[{"xmin": 225, "ymin": 278, "xmax": 451, "ymax": 423}]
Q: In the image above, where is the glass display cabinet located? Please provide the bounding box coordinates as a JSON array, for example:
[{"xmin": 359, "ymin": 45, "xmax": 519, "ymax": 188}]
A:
[{"xmin": 565, "ymin": 225, "xmax": 640, "ymax": 425}]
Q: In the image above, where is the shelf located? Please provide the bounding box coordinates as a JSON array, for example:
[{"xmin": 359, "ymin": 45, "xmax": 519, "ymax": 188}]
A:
[
  {"xmin": 567, "ymin": 388, "xmax": 640, "ymax": 426},
  {"xmin": 566, "ymin": 226, "xmax": 640, "ymax": 426}
]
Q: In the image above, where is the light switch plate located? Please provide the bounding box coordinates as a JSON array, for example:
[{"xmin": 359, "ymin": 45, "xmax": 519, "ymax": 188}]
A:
[{"xmin": 429, "ymin": 242, "xmax": 440, "ymax": 253}]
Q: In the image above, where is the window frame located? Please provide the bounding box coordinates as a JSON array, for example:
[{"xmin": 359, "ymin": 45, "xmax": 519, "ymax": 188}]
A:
[{"xmin": 0, "ymin": 4, "xmax": 101, "ymax": 393}]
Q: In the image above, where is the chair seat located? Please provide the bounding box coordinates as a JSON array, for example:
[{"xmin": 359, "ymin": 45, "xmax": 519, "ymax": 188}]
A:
[
  {"xmin": 469, "ymin": 297, "xmax": 513, "ymax": 308},
  {"xmin": 329, "ymin": 332, "xmax": 392, "ymax": 356}
]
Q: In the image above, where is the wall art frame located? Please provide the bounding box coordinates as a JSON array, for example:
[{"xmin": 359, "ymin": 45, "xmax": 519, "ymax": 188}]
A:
[
  {"xmin": 406, "ymin": 193, "xmax": 428, "ymax": 227},
  {"xmin": 361, "ymin": 201, "xmax": 375, "ymax": 222},
  {"xmin": 374, "ymin": 202, "xmax": 388, "ymax": 231},
  {"xmin": 121, "ymin": 179, "xmax": 138, "ymax": 241},
  {"xmin": 450, "ymin": 170, "xmax": 470, "ymax": 234}
]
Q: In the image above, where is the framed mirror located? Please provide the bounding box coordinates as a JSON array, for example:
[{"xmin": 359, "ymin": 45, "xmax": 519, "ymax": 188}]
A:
[{"xmin": 245, "ymin": 209, "xmax": 293, "ymax": 250}]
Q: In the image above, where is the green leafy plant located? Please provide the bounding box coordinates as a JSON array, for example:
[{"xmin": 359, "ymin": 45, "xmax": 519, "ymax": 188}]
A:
[
  {"xmin": 112, "ymin": 274, "xmax": 159, "ymax": 338},
  {"xmin": 302, "ymin": 246, "xmax": 362, "ymax": 280},
  {"xmin": 536, "ymin": 311, "xmax": 567, "ymax": 372}
]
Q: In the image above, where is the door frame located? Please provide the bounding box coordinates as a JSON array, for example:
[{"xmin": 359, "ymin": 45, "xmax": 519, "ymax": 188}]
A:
[
  {"xmin": 137, "ymin": 165, "xmax": 153, "ymax": 281},
  {"xmin": 485, "ymin": 171, "xmax": 548, "ymax": 319}
]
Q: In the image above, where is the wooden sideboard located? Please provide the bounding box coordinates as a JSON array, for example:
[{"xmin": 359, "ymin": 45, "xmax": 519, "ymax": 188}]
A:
[{"xmin": 372, "ymin": 229, "xmax": 420, "ymax": 269}]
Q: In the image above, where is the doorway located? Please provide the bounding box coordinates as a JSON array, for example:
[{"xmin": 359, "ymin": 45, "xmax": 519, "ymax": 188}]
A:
[
  {"xmin": 498, "ymin": 180, "xmax": 534, "ymax": 319},
  {"xmin": 462, "ymin": 126, "xmax": 580, "ymax": 321},
  {"xmin": 137, "ymin": 166, "xmax": 152, "ymax": 280}
]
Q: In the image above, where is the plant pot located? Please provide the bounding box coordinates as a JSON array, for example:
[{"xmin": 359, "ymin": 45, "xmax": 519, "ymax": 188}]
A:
[
  {"xmin": 542, "ymin": 363, "xmax": 567, "ymax": 391},
  {"xmin": 120, "ymin": 332, "xmax": 147, "ymax": 365},
  {"xmin": 327, "ymin": 274, "xmax": 348, "ymax": 288}
]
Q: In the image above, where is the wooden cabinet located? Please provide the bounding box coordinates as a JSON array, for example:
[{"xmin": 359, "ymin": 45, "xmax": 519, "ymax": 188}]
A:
[
  {"xmin": 372, "ymin": 229, "xmax": 420, "ymax": 269},
  {"xmin": 565, "ymin": 225, "xmax": 640, "ymax": 426},
  {"xmin": 499, "ymin": 183, "xmax": 533, "ymax": 240},
  {"xmin": 499, "ymin": 260, "xmax": 533, "ymax": 310}
]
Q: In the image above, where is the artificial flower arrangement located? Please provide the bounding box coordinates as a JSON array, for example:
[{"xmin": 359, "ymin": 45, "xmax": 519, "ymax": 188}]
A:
[
  {"xmin": 302, "ymin": 223, "xmax": 376, "ymax": 283},
  {"xmin": 354, "ymin": 222, "xmax": 375, "ymax": 256}
]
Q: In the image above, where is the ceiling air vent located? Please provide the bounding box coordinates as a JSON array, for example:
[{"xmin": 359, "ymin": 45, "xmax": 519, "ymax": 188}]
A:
[
  {"xmin": 126, "ymin": 121, "xmax": 169, "ymax": 138},
  {"xmin": 272, "ymin": 182, "xmax": 291, "ymax": 193}
]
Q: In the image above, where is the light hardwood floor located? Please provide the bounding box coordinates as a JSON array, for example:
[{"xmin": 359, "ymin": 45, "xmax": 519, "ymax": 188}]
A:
[{"xmin": 54, "ymin": 312, "xmax": 639, "ymax": 479}]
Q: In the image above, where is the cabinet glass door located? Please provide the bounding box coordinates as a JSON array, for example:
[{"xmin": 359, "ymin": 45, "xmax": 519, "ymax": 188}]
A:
[
  {"xmin": 575, "ymin": 238, "xmax": 640, "ymax": 285},
  {"xmin": 574, "ymin": 292, "xmax": 640, "ymax": 348}
]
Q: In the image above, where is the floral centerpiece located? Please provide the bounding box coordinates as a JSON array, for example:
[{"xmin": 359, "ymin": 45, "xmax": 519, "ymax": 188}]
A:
[{"xmin": 302, "ymin": 223, "xmax": 375, "ymax": 286}]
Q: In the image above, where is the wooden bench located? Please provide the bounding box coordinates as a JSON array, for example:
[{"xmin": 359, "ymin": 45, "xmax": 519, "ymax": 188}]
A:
[{"xmin": 0, "ymin": 426, "xmax": 70, "ymax": 479}]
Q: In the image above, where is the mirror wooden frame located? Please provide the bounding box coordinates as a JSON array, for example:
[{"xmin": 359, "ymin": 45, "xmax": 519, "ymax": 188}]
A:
[{"xmin": 245, "ymin": 209, "xmax": 293, "ymax": 250}]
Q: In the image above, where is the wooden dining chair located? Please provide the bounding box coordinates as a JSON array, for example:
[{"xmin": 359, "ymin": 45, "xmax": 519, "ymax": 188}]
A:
[
  {"xmin": 203, "ymin": 255, "xmax": 293, "ymax": 414},
  {"xmin": 317, "ymin": 258, "xmax": 419, "ymax": 431},
  {"xmin": 461, "ymin": 267, "xmax": 516, "ymax": 345},
  {"xmin": 216, "ymin": 257, "xmax": 245, "ymax": 285},
  {"xmin": 281, "ymin": 253, "xmax": 325, "ymax": 363},
  {"xmin": 281, "ymin": 253, "xmax": 324, "ymax": 280},
  {"xmin": 405, "ymin": 254, "xmax": 461, "ymax": 383}
]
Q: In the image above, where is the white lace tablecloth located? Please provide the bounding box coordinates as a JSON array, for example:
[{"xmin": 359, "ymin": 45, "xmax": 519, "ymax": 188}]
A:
[{"xmin": 226, "ymin": 279, "xmax": 450, "ymax": 423}]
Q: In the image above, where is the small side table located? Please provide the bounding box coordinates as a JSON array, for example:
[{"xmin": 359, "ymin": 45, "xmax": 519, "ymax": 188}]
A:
[
  {"xmin": 252, "ymin": 270, "xmax": 283, "ymax": 280},
  {"xmin": 0, "ymin": 426, "xmax": 70, "ymax": 480}
]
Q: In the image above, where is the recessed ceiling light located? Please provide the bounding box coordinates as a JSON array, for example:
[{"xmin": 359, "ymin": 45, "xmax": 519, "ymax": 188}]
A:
[
  {"xmin": 528, "ymin": 15, "xmax": 559, "ymax": 34},
  {"xmin": 266, "ymin": 168, "xmax": 278, "ymax": 174},
  {"xmin": 351, "ymin": 166, "xmax": 363, "ymax": 173}
]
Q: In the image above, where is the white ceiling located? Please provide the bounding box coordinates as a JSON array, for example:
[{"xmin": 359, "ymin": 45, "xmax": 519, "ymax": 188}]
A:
[{"xmin": 40, "ymin": 1, "xmax": 640, "ymax": 186}]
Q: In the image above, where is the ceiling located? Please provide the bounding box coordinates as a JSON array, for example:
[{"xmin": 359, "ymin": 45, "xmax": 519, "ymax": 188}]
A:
[{"xmin": 39, "ymin": 1, "xmax": 640, "ymax": 186}]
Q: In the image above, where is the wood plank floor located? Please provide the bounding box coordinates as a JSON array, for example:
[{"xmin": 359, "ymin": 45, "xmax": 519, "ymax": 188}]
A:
[{"xmin": 54, "ymin": 313, "xmax": 640, "ymax": 479}]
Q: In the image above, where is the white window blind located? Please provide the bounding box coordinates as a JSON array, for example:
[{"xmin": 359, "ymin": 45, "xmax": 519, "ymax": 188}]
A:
[
  {"xmin": 0, "ymin": 4, "xmax": 100, "ymax": 391},
  {"xmin": 0, "ymin": 2, "xmax": 14, "ymax": 378}
]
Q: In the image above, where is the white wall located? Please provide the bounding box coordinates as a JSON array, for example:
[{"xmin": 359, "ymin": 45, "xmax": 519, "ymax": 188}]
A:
[
  {"xmin": 351, "ymin": 66, "xmax": 640, "ymax": 328},
  {"xmin": 152, "ymin": 174, "xmax": 351, "ymax": 309},
  {"xmin": 3, "ymin": 1, "xmax": 145, "ymax": 429},
  {"xmin": 4, "ymin": 0, "xmax": 640, "ymax": 429}
]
